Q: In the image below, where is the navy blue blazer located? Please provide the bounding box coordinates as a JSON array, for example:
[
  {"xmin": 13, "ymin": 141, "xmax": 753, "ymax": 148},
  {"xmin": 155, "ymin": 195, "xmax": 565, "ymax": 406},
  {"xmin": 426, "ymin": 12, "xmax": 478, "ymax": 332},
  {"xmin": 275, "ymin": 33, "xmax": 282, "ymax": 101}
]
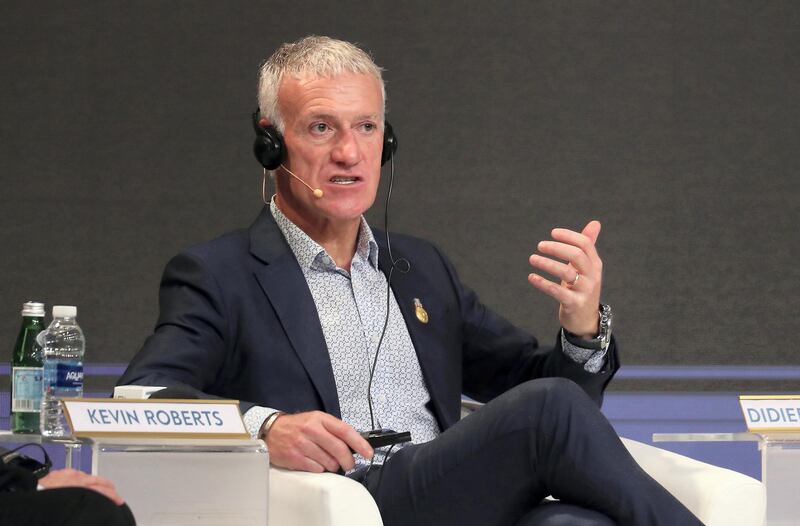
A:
[{"xmin": 118, "ymin": 208, "xmax": 618, "ymax": 432}]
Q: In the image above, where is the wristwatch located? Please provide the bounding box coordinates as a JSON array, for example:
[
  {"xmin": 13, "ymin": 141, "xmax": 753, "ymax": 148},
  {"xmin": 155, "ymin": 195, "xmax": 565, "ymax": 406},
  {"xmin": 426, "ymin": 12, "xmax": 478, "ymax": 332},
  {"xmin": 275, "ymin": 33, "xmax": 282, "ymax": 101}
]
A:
[{"xmin": 598, "ymin": 303, "xmax": 613, "ymax": 352}]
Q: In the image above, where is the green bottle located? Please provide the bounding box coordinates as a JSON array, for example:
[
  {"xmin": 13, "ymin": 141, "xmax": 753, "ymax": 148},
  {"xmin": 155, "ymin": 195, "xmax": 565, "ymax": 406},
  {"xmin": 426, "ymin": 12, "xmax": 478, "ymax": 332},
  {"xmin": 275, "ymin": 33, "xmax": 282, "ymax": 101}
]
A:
[{"xmin": 11, "ymin": 301, "xmax": 46, "ymax": 434}]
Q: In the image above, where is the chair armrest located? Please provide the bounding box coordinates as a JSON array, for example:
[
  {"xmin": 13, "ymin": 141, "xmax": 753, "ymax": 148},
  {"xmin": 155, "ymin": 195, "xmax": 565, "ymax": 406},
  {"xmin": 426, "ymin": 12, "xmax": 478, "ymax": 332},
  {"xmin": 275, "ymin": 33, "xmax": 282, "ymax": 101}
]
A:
[
  {"xmin": 117, "ymin": 386, "xmax": 384, "ymax": 524},
  {"xmin": 269, "ymin": 467, "xmax": 383, "ymax": 526},
  {"xmin": 621, "ymin": 438, "xmax": 766, "ymax": 526}
]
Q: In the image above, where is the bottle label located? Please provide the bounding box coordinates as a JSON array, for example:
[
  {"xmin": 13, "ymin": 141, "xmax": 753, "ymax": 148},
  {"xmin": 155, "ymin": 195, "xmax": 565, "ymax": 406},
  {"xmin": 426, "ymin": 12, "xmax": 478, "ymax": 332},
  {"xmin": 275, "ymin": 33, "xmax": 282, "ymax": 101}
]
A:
[
  {"xmin": 11, "ymin": 367, "xmax": 43, "ymax": 413},
  {"xmin": 56, "ymin": 363, "xmax": 84, "ymax": 389}
]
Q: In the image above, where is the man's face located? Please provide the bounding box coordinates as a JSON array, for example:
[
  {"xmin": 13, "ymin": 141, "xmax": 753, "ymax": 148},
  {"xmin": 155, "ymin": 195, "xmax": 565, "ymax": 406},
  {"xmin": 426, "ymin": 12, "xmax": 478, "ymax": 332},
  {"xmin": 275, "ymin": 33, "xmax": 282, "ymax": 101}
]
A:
[{"xmin": 276, "ymin": 72, "xmax": 384, "ymax": 226}]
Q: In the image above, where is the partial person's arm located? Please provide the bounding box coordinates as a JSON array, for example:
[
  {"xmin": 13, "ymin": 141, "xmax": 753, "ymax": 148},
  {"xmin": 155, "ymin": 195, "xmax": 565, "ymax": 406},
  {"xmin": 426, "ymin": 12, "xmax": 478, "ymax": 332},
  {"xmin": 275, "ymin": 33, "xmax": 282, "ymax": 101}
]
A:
[{"xmin": 39, "ymin": 469, "xmax": 125, "ymax": 505}]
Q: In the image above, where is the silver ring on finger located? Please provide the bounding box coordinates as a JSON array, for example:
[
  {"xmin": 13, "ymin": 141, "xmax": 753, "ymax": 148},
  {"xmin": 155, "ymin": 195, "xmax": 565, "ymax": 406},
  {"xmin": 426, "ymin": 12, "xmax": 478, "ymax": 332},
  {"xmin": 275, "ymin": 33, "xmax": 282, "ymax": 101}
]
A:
[{"xmin": 567, "ymin": 272, "xmax": 580, "ymax": 287}]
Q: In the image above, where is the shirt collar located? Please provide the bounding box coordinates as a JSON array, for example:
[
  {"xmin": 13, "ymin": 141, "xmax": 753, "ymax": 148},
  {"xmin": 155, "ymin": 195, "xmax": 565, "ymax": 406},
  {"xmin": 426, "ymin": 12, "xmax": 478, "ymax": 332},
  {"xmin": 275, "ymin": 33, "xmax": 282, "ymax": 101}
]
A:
[{"xmin": 269, "ymin": 197, "xmax": 379, "ymax": 272}]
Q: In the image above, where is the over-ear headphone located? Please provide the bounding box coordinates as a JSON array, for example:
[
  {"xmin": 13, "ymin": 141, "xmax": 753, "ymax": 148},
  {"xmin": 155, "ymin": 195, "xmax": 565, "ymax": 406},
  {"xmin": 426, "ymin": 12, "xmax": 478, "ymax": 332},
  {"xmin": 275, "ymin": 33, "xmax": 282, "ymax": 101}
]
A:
[{"xmin": 251, "ymin": 109, "xmax": 398, "ymax": 170}]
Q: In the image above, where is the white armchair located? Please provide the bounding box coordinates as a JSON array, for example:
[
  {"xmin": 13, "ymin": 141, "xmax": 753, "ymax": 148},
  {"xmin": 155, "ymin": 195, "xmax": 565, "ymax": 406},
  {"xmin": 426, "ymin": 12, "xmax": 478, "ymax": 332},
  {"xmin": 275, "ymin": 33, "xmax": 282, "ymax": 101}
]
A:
[
  {"xmin": 268, "ymin": 437, "xmax": 766, "ymax": 526},
  {"xmin": 269, "ymin": 467, "xmax": 382, "ymax": 526},
  {"xmin": 620, "ymin": 438, "xmax": 765, "ymax": 526}
]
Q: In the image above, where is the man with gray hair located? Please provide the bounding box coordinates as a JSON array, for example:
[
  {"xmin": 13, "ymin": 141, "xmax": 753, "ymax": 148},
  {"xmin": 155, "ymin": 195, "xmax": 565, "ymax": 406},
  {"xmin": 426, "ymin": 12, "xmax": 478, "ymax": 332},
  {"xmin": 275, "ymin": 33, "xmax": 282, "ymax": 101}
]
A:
[{"xmin": 119, "ymin": 36, "xmax": 703, "ymax": 525}]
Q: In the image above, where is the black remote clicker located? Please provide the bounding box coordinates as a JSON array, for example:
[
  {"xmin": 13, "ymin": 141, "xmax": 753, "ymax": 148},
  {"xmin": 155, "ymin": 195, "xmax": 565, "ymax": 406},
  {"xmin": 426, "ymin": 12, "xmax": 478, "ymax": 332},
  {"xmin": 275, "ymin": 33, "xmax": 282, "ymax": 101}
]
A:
[{"xmin": 359, "ymin": 429, "xmax": 412, "ymax": 449}]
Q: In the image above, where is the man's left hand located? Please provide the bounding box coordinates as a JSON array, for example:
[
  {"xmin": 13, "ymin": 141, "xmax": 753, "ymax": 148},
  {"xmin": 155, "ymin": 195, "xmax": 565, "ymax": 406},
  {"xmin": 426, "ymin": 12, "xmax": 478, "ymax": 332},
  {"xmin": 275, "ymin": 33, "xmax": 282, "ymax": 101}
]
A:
[{"xmin": 527, "ymin": 220, "xmax": 603, "ymax": 339}]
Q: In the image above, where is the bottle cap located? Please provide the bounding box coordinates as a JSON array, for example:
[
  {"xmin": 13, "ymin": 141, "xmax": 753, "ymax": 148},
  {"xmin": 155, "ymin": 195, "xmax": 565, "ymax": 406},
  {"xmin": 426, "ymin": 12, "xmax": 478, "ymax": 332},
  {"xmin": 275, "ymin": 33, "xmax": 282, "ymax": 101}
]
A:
[
  {"xmin": 52, "ymin": 305, "xmax": 77, "ymax": 318},
  {"xmin": 21, "ymin": 301, "xmax": 45, "ymax": 317}
]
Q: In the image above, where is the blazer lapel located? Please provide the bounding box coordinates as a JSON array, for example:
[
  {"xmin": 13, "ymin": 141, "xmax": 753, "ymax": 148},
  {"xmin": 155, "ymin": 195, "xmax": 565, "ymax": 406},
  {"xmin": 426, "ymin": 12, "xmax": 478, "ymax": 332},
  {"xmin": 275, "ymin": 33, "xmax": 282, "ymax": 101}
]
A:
[
  {"xmin": 248, "ymin": 208, "xmax": 341, "ymax": 417},
  {"xmin": 375, "ymin": 233, "xmax": 458, "ymax": 430}
]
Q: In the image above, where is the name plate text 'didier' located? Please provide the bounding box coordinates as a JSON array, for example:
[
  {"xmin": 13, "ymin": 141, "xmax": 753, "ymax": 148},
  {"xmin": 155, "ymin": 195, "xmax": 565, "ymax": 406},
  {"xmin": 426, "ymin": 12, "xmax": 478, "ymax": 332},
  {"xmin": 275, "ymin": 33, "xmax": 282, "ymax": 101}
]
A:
[
  {"xmin": 61, "ymin": 398, "xmax": 249, "ymax": 439},
  {"xmin": 740, "ymin": 395, "xmax": 800, "ymax": 432}
]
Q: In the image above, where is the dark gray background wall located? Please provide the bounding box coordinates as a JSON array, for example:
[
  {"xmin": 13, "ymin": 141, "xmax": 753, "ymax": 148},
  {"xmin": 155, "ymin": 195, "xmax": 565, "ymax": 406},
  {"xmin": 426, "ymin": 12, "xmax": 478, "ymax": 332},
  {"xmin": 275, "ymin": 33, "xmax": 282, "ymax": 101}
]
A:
[{"xmin": 2, "ymin": 1, "xmax": 798, "ymax": 390}]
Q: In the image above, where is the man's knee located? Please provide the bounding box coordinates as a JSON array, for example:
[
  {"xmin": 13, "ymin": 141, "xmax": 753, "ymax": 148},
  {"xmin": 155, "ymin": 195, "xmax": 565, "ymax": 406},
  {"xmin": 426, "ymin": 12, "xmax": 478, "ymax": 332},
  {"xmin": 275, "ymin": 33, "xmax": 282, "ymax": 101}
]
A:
[
  {"xmin": 517, "ymin": 377, "xmax": 590, "ymax": 411},
  {"xmin": 494, "ymin": 378, "xmax": 596, "ymax": 430}
]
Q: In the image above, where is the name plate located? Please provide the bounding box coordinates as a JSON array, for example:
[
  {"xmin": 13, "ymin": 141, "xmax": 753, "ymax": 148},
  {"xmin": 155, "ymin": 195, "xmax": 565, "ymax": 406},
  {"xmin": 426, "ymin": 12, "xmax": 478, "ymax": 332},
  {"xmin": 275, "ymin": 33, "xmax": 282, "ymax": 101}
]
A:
[
  {"xmin": 62, "ymin": 398, "xmax": 250, "ymax": 439},
  {"xmin": 739, "ymin": 395, "xmax": 800, "ymax": 432}
]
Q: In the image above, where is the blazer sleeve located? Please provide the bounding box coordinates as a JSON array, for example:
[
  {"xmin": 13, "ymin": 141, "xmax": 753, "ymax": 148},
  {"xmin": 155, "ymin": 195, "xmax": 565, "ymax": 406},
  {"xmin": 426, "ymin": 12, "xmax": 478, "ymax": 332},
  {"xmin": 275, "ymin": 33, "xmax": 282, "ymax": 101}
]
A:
[
  {"xmin": 432, "ymin": 245, "xmax": 619, "ymax": 407},
  {"xmin": 116, "ymin": 252, "xmax": 231, "ymax": 400}
]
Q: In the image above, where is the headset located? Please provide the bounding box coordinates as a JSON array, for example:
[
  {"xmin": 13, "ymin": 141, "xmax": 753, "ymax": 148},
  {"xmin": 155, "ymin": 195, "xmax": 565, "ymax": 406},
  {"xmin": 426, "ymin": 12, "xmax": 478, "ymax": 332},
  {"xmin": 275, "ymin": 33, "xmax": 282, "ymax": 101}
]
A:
[
  {"xmin": 251, "ymin": 109, "xmax": 398, "ymax": 170},
  {"xmin": 1, "ymin": 443, "xmax": 52, "ymax": 482}
]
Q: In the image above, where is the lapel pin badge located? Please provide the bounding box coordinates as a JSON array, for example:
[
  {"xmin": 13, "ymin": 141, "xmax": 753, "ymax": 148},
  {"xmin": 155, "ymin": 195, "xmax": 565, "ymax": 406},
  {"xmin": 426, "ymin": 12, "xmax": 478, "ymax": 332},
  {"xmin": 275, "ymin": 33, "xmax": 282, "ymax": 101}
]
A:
[{"xmin": 413, "ymin": 298, "xmax": 429, "ymax": 324}]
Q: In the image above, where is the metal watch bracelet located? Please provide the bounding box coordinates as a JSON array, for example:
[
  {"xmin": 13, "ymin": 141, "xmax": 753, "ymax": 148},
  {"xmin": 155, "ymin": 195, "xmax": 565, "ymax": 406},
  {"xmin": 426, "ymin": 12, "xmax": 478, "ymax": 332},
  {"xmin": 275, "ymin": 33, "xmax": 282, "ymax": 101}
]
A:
[{"xmin": 598, "ymin": 303, "xmax": 613, "ymax": 352}]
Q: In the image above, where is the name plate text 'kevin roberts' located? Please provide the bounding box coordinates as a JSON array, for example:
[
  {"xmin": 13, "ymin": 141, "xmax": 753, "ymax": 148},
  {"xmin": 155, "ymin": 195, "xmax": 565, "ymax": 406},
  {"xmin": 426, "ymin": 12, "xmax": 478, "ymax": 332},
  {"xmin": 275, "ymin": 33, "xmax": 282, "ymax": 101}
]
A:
[
  {"xmin": 739, "ymin": 395, "xmax": 800, "ymax": 432},
  {"xmin": 62, "ymin": 398, "xmax": 249, "ymax": 439}
]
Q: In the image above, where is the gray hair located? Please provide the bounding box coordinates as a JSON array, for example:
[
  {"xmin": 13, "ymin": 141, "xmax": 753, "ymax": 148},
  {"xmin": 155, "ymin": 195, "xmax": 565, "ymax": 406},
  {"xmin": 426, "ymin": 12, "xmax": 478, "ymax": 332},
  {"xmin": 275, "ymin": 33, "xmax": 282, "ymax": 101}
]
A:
[{"xmin": 257, "ymin": 35, "xmax": 386, "ymax": 133}]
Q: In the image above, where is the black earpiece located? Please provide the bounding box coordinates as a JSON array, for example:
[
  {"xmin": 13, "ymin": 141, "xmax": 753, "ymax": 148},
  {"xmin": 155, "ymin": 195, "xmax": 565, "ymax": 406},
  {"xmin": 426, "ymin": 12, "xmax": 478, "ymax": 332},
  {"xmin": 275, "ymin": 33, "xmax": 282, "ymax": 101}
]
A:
[
  {"xmin": 252, "ymin": 111, "xmax": 285, "ymax": 170},
  {"xmin": 381, "ymin": 121, "xmax": 398, "ymax": 166},
  {"xmin": 252, "ymin": 109, "xmax": 397, "ymax": 170}
]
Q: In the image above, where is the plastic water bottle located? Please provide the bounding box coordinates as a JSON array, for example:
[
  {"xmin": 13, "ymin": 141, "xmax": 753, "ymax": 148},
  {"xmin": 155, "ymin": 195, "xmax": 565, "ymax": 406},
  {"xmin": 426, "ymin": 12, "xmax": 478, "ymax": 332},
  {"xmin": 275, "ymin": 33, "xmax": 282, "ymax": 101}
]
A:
[{"xmin": 39, "ymin": 305, "xmax": 85, "ymax": 437}]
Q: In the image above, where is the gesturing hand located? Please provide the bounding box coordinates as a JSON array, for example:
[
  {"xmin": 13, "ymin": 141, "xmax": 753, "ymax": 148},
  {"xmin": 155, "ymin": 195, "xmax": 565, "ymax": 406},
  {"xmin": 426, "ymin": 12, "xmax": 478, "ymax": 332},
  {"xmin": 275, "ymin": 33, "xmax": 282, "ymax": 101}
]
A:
[
  {"xmin": 266, "ymin": 411, "xmax": 374, "ymax": 473},
  {"xmin": 527, "ymin": 220, "xmax": 603, "ymax": 339},
  {"xmin": 39, "ymin": 468, "xmax": 125, "ymax": 505}
]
